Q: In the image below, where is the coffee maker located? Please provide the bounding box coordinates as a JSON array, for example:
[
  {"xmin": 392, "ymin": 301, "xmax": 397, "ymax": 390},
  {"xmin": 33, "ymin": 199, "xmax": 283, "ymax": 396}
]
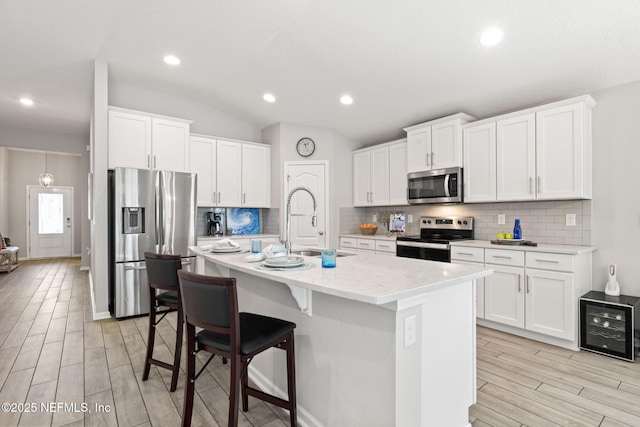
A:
[{"xmin": 206, "ymin": 209, "xmax": 225, "ymax": 236}]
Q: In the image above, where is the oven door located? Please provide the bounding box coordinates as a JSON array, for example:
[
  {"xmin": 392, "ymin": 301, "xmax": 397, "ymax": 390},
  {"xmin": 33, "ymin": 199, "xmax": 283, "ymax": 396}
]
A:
[
  {"xmin": 407, "ymin": 167, "xmax": 462, "ymax": 204},
  {"xmin": 396, "ymin": 241, "xmax": 451, "ymax": 262}
]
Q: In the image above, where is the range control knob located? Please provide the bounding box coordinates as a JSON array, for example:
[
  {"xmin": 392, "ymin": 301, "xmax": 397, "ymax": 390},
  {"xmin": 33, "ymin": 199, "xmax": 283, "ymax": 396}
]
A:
[
  {"xmin": 457, "ymin": 220, "xmax": 462, "ymax": 225},
  {"xmin": 463, "ymin": 220, "xmax": 468, "ymax": 225},
  {"xmin": 427, "ymin": 220, "xmax": 432, "ymax": 224}
]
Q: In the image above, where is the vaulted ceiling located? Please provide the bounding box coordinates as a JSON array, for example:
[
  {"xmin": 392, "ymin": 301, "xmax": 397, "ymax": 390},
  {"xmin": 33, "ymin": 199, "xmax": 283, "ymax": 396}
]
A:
[{"xmin": 1, "ymin": 0, "xmax": 639, "ymax": 143}]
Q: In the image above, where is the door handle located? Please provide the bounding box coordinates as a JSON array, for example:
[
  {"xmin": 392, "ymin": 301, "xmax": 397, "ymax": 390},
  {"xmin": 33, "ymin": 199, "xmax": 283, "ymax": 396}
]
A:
[
  {"xmin": 147, "ymin": 155, "xmax": 151, "ymax": 168},
  {"xmin": 537, "ymin": 176, "xmax": 540, "ymax": 194},
  {"xmin": 213, "ymin": 192, "xmax": 217, "ymax": 203},
  {"xmin": 526, "ymin": 275, "xmax": 530, "ymax": 293},
  {"xmin": 431, "ymin": 152, "xmax": 435, "ymax": 166},
  {"xmin": 518, "ymin": 274, "xmax": 522, "ymax": 292},
  {"xmin": 426, "ymin": 153, "xmax": 430, "ymax": 167},
  {"xmin": 154, "ymin": 155, "xmax": 157, "ymax": 169},
  {"xmin": 529, "ymin": 177, "xmax": 533, "ymax": 194}
]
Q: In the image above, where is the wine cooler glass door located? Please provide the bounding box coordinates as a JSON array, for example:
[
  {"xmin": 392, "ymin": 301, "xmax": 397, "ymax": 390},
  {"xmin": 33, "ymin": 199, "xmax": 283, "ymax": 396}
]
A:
[{"xmin": 580, "ymin": 299, "xmax": 633, "ymax": 361}]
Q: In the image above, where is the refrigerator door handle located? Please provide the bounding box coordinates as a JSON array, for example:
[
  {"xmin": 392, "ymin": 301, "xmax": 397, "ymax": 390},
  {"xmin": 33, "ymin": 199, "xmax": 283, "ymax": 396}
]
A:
[
  {"xmin": 124, "ymin": 264, "xmax": 147, "ymax": 271},
  {"xmin": 155, "ymin": 172, "xmax": 164, "ymax": 248}
]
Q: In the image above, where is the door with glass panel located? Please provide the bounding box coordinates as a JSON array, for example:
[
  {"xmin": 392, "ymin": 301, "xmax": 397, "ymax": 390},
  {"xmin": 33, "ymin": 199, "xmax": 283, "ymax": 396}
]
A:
[{"xmin": 28, "ymin": 186, "xmax": 73, "ymax": 258}]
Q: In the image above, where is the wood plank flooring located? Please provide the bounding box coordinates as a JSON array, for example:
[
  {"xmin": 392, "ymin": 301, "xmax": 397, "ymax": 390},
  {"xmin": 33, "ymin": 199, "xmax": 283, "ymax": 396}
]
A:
[{"xmin": 1, "ymin": 259, "xmax": 639, "ymax": 426}]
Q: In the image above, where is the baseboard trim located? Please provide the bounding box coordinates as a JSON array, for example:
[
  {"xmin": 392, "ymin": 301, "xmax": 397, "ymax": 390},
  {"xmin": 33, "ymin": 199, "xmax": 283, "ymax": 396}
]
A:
[
  {"xmin": 79, "ymin": 266, "xmax": 89, "ymax": 271},
  {"xmin": 248, "ymin": 365, "xmax": 323, "ymax": 427},
  {"xmin": 88, "ymin": 270, "xmax": 112, "ymax": 321}
]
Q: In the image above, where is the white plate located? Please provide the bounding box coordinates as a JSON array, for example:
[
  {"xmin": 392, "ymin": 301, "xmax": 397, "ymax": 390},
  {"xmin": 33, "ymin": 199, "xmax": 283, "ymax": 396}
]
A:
[
  {"xmin": 262, "ymin": 256, "xmax": 305, "ymax": 268},
  {"xmin": 209, "ymin": 247, "xmax": 242, "ymax": 253}
]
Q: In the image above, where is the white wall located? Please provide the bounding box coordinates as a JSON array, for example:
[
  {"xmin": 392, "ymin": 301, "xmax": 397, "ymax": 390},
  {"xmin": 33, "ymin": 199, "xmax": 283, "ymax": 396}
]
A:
[
  {"xmin": 5, "ymin": 149, "xmax": 84, "ymax": 256},
  {"xmin": 591, "ymin": 80, "xmax": 640, "ymax": 295},
  {"xmin": 262, "ymin": 122, "xmax": 361, "ymax": 248},
  {"xmin": 109, "ymin": 82, "xmax": 262, "ymax": 141},
  {"xmin": 0, "ymin": 147, "xmax": 8, "ymax": 234}
]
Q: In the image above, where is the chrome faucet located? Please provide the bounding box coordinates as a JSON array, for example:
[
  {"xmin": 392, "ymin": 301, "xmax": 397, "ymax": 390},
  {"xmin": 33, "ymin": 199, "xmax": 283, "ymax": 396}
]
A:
[{"xmin": 285, "ymin": 186, "xmax": 317, "ymax": 255}]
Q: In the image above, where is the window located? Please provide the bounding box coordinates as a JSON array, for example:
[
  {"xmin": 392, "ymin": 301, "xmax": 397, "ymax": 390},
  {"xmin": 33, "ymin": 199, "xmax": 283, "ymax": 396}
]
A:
[{"xmin": 38, "ymin": 193, "xmax": 64, "ymax": 234}]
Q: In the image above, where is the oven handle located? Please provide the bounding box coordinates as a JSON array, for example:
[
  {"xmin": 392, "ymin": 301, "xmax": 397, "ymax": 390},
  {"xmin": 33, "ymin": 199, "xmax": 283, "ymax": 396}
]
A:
[{"xmin": 396, "ymin": 240, "xmax": 450, "ymax": 250}]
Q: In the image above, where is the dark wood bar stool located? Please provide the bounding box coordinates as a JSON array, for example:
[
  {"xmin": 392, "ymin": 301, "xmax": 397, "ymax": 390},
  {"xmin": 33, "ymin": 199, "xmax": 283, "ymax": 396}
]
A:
[
  {"xmin": 177, "ymin": 270, "xmax": 297, "ymax": 427},
  {"xmin": 142, "ymin": 252, "xmax": 184, "ymax": 392}
]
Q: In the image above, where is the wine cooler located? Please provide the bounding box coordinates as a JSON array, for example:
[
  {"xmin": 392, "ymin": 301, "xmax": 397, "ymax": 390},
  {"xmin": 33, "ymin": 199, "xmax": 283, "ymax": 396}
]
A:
[{"xmin": 579, "ymin": 291, "xmax": 640, "ymax": 362}]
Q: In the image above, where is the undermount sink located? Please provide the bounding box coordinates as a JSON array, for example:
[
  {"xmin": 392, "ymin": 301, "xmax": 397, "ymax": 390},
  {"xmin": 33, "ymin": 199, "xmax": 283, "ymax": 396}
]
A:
[{"xmin": 289, "ymin": 249, "xmax": 355, "ymax": 257}]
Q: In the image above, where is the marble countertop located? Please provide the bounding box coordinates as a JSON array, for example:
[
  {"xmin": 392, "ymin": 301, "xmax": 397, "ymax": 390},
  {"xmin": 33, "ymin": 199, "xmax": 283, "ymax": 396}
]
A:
[
  {"xmin": 190, "ymin": 245, "xmax": 491, "ymax": 306},
  {"xmin": 450, "ymin": 240, "xmax": 595, "ymax": 255}
]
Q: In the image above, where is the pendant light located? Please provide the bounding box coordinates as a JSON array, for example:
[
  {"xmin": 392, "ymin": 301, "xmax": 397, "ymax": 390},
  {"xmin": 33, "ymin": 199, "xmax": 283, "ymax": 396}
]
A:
[{"xmin": 39, "ymin": 151, "xmax": 54, "ymax": 187}]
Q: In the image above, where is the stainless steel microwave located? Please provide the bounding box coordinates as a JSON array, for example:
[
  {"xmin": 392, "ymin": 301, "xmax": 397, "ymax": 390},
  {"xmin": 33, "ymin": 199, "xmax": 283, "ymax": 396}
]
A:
[{"xmin": 407, "ymin": 167, "xmax": 463, "ymax": 204}]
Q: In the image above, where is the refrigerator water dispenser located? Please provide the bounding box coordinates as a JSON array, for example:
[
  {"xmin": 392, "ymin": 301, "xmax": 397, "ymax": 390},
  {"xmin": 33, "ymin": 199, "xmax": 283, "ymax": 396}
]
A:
[{"xmin": 123, "ymin": 207, "xmax": 145, "ymax": 234}]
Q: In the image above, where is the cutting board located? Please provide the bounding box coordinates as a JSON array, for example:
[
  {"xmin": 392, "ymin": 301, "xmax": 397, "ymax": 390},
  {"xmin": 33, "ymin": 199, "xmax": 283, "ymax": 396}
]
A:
[{"xmin": 490, "ymin": 239, "xmax": 538, "ymax": 247}]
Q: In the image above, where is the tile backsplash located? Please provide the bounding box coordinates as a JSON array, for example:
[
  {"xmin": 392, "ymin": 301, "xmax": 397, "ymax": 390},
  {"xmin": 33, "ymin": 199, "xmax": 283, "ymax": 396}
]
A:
[{"xmin": 341, "ymin": 200, "xmax": 591, "ymax": 246}]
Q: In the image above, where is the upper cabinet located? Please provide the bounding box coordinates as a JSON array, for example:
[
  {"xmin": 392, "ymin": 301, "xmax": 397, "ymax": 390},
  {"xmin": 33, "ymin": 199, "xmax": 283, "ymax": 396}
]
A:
[
  {"xmin": 462, "ymin": 95, "xmax": 596, "ymax": 203},
  {"xmin": 353, "ymin": 139, "xmax": 407, "ymax": 207},
  {"xmin": 189, "ymin": 135, "xmax": 270, "ymax": 208},
  {"xmin": 404, "ymin": 113, "xmax": 476, "ymax": 173},
  {"xmin": 108, "ymin": 107, "xmax": 191, "ymax": 172}
]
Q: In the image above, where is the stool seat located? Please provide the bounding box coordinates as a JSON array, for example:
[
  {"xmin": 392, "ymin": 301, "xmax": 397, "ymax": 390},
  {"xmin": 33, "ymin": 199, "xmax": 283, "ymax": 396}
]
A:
[
  {"xmin": 196, "ymin": 312, "xmax": 295, "ymax": 355},
  {"xmin": 156, "ymin": 290, "xmax": 178, "ymax": 305}
]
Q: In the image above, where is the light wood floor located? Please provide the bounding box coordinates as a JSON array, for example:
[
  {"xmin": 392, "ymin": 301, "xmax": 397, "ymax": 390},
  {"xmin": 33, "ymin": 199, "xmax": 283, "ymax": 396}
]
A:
[{"xmin": 0, "ymin": 259, "xmax": 639, "ymax": 427}]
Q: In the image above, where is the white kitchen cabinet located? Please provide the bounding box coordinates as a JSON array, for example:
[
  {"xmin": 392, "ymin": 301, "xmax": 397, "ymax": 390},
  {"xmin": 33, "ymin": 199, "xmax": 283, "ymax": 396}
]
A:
[
  {"xmin": 404, "ymin": 113, "xmax": 475, "ymax": 173},
  {"xmin": 353, "ymin": 146, "xmax": 389, "ymax": 206},
  {"xmin": 496, "ymin": 113, "xmax": 536, "ymax": 201},
  {"xmin": 536, "ymin": 102, "xmax": 592, "ymax": 200},
  {"xmin": 388, "ymin": 141, "xmax": 408, "ymax": 205},
  {"xmin": 242, "ymin": 143, "xmax": 270, "ymax": 207},
  {"xmin": 189, "ymin": 135, "xmax": 270, "ymax": 207},
  {"xmin": 459, "ymin": 243, "xmax": 593, "ymax": 347},
  {"xmin": 339, "ymin": 236, "xmax": 396, "ymax": 255},
  {"xmin": 108, "ymin": 107, "xmax": 191, "ymax": 172},
  {"xmin": 463, "ymin": 122, "xmax": 496, "ymax": 203}
]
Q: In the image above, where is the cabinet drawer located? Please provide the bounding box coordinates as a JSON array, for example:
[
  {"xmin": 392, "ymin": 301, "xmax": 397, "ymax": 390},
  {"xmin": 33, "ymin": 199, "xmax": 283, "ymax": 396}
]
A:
[
  {"xmin": 451, "ymin": 246, "xmax": 484, "ymax": 263},
  {"xmin": 357, "ymin": 239, "xmax": 376, "ymax": 251},
  {"xmin": 526, "ymin": 252, "xmax": 574, "ymax": 272},
  {"xmin": 340, "ymin": 238, "xmax": 357, "ymax": 249},
  {"xmin": 375, "ymin": 240, "xmax": 396, "ymax": 253},
  {"xmin": 485, "ymin": 248, "xmax": 524, "ymax": 267}
]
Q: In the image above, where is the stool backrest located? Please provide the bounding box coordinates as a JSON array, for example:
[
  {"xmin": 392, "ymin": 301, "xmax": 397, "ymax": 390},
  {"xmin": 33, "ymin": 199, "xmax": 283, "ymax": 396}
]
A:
[
  {"xmin": 144, "ymin": 252, "xmax": 182, "ymax": 291},
  {"xmin": 178, "ymin": 270, "xmax": 239, "ymax": 336}
]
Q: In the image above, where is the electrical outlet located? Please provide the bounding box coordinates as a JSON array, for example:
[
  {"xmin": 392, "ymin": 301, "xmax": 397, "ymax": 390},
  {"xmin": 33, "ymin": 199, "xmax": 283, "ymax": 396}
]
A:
[
  {"xmin": 372, "ymin": 214, "xmax": 377, "ymax": 223},
  {"xmin": 566, "ymin": 213, "xmax": 576, "ymax": 226},
  {"xmin": 498, "ymin": 214, "xmax": 506, "ymax": 225},
  {"xmin": 404, "ymin": 315, "xmax": 416, "ymax": 347},
  {"xmin": 408, "ymin": 214, "xmax": 413, "ymax": 223}
]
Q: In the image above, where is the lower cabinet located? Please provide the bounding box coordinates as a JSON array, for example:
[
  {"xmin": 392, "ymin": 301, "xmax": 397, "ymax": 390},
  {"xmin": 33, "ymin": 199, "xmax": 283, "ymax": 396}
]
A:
[
  {"xmin": 453, "ymin": 244, "xmax": 592, "ymax": 346},
  {"xmin": 451, "ymin": 246, "xmax": 485, "ymax": 318},
  {"xmin": 339, "ymin": 236, "xmax": 396, "ymax": 256}
]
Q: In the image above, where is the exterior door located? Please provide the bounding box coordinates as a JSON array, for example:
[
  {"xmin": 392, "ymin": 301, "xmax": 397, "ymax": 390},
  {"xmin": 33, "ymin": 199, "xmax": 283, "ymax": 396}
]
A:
[
  {"xmin": 28, "ymin": 186, "xmax": 73, "ymax": 258},
  {"xmin": 284, "ymin": 162, "xmax": 327, "ymax": 249}
]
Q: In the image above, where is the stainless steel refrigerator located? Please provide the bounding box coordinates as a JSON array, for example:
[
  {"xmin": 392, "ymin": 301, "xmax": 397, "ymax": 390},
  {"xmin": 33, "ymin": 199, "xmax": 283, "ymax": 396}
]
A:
[{"xmin": 108, "ymin": 167, "xmax": 197, "ymax": 318}]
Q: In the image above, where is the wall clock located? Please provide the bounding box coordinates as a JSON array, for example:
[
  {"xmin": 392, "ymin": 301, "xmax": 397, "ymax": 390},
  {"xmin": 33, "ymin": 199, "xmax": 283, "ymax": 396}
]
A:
[{"xmin": 296, "ymin": 137, "xmax": 315, "ymax": 157}]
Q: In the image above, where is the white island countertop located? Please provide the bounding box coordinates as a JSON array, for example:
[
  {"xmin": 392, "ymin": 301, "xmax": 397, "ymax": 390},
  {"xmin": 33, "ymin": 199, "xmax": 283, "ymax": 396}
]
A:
[
  {"xmin": 190, "ymin": 246, "xmax": 492, "ymax": 306},
  {"xmin": 450, "ymin": 239, "xmax": 595, "ymax": 255}
]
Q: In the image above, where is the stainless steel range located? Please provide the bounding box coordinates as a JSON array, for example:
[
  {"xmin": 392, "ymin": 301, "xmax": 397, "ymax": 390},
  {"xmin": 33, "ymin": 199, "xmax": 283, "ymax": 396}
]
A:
[{"xmin": 396, "ymin": 216, "xmax": 473, "ymax": 262}]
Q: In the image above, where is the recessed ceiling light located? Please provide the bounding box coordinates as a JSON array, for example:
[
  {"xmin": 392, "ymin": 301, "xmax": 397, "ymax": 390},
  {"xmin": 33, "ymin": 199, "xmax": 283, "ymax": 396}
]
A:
[
  {"xmin": 480, "ymin": 28, "xmax": 503, "ymax": 46},
  {"xmin": 163, "ymin": 55, "xmax": 181, "ymax": 65},
  {"xmin": 340, "ymin": 95, "xmax": 354, "ymax": 105},
  {"xmin": 263, "ymin": 93, "xmax": 276, "ymax": 103},
  {"xmin": 20, "ymin": 97, "xmax": 34, "ymax": 106}
]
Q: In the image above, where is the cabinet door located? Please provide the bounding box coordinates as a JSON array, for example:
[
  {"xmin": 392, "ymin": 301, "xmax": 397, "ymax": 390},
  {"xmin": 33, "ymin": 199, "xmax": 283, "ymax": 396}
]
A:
[
  {"xmin": 536, "ymin": 103, "xmax": 585, "ymax": 199},
  {"xmin": 242, "ymin": 144, "xmax": 270, "ymax": 207},
  {"xmin": 406, "ymin": 127, "xmax": 431, "ymax": 173},
  {"xmin": 484, "ymin": 264, "xmax": 525, "ymax": 328},
  {"xmin": 431, "ymin": 121, "xmax": 462, "ymax": 169},
  {"xmin": 369, "ymin": 146, "xmax": 390, "ymax": 206},
  {"xmin": 108, "ymin": 110, "xmax": 151, "ymax": 169},
  {"xmin": 525, "ymin": 269, "xmax": 574, "ymax": 340},
  {"xmin": 152, "ymin": 118, "xmax": 190, "ymax": 172},
  {"xmin": 189, "ymin": 136, "xmax": 216, "ymax": 206},
  {"xmin": 388, "ymin": 142, "xmax": 408, "ymax": 205},
  {"xmin": 463, "ymin": 122, "xmax": 496, "ymax": 203},
  {"xmin": 216, "ymin": 140, "xmax": 242, "ymax": 207},
  {"xmin": 497, "ymin": 113, "xmax": 536, "ymax": 201},
  {"xmin": 353, "ymin": 151, "xmax": 371, "ymax": 206}
]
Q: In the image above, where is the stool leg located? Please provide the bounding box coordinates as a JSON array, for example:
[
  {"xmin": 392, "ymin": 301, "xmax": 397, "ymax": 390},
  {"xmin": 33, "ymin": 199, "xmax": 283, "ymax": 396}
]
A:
[
  {"xmin": 241, "ymin": 359, "xmax": 249, "ymax": 411},
  {"xmin": 228, "ymin": 354, "xmax": 241, "ymax": 427},
  {"xmin": 170, "ymin": 306, "xmax": 184, "ymax": 392},
  {"xmin": 181, "ymin": 324, "xmax": 196, "ymax": 427},
  {"xmin": 142, "ymin": 291, "xmax": 156, "ymax": 382},
  {"xmin": 286, "ymin": 333, "xmax": 298, "ymax": 427}
]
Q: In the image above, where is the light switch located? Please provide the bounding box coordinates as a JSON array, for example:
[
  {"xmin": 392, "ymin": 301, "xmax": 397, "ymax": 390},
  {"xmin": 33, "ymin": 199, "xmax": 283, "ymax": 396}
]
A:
[
  {"xmin": 566, "ymin": 213, "xmax": 576, "ymax": 226},
  {"xmin": 372, "ymin": 214, "xmax": 377, "ymax": 223},
  {"xmin": 498, "ymin": 214, "xmax": 506, "ymax": 225},
  {"xmin": 408, "ymin": 214, "xmax": 413, "ymax": 223}
]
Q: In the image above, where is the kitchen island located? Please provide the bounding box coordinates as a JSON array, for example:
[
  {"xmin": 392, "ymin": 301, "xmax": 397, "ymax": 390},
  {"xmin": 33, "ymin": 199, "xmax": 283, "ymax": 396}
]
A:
[{"xmin": 190, "ymin": 246, "xmax": 492, "ymax": 427}]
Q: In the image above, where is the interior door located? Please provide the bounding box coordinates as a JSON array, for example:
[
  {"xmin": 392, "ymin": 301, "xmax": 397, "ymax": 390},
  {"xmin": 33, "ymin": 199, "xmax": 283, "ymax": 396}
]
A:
[
  {"xmin": 28, "ymin": 186, "xmax": 73, "ymax": 258},
  {"xmin": 285, "ymin": 162, "xmax": 327, "ymax": 249}
]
